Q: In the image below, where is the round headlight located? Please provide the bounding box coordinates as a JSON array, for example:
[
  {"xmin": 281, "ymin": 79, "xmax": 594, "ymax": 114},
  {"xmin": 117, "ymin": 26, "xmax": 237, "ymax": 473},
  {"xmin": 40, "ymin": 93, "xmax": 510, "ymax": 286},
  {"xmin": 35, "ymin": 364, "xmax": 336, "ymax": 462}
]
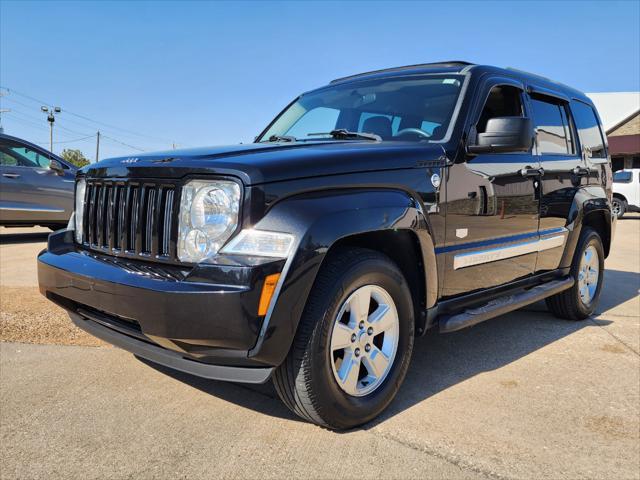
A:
[
  {"xmin": 184, "ymin": 228, "xmax": 211, "ymax": 258},
  {"xmin": 190, "ymin": 186, "xmax": 233, "ymax": 238},
  {"xmin": 177, "ymin": 180, "xmax": 241, "ymax": 263}
]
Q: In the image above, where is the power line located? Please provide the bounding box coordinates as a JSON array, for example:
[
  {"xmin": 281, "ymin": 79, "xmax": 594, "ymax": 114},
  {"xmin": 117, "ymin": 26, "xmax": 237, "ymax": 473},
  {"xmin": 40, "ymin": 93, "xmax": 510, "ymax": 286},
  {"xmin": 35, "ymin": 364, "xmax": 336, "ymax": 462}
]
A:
[
  {"xmin": 6, "ymin": 108, "xmax": 146, "ymax": 153},
  {"xmin": 51, "ymin": 134, "xmax": 97, "ymax": 145},
  {"xmin": 4, "ymin": 96, "xmax": 136, "ymax": 139},
  {"xmin": 4, "ymin": 113, "xmax": 49, "ymax": 130},
  {"xmin": 100, "ymin": 133, "xmax": 146, "ymax": 152},
  {"xmin": 4, "ymin": 112, "xmax": 147, "ymax": 159},
  {"xmin": 0, "ymin": 86, "xmax": 184, "ymax": 145},
  {"xmin": 8, "ymin": 108, "xmax": 94, "ymax": 137}
]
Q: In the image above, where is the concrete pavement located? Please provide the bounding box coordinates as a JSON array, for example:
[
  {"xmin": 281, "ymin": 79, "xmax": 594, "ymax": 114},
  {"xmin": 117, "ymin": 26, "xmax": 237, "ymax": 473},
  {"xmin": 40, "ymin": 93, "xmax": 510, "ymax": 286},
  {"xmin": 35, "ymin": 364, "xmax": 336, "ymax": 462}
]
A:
[{"xmin": 1, "ymin": 218, "xmax": 639, "ymax": 479}]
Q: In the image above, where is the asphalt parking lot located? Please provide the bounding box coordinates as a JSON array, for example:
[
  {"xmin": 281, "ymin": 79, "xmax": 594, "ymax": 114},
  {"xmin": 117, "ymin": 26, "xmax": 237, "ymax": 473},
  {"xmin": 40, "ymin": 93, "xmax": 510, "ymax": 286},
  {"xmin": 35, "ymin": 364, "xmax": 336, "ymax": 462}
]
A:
[{"xmin": 1, "ymin": 218, "xmax": 639, "ymax": 480}]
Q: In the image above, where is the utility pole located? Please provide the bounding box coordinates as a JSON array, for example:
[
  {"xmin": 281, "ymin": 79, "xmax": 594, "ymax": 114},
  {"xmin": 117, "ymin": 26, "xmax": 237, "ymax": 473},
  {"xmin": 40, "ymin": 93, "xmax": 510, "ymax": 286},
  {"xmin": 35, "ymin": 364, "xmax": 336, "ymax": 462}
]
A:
[
  {"xmin": 41, "ymin": 105, "xmax": 62, "ymax": 152},
  {"xmin": 95, "ymin": 130, "xmax": 101, "ymax": 163}
]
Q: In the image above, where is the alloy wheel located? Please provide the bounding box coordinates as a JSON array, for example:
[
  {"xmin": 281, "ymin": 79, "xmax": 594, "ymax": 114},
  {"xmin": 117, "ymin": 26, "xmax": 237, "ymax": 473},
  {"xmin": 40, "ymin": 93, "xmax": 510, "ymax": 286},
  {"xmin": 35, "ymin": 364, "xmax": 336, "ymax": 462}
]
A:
[
  {"xmin": 612, "ymin": 201, "xmax": 621, "ymax": 217},
  {"xmin": 329, "ymin": 285, "xmax": 399, "ymax": 397},
  {"xmin": 578, "ymin": 245, "xmax": 600, "ymax": 306}
]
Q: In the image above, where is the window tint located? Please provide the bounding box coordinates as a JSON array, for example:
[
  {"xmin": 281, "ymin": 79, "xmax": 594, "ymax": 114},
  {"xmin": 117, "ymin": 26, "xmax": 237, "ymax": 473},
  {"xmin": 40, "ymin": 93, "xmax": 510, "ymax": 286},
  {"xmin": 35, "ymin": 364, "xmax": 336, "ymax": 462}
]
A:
[
  {"xmin": 0, "ymin": 141, "xmax": 50, "ymax": 168},
  {"xmin": 531, "ymin": 97, "xmax": 574, "ymax": 154},
  {"xmin": 613, "ymin": 171, "xmax": 632, "ymax": 183},
  {"xmin": 262, "ymin": 75, "xmax": 464, "ymax": 143},
  {"xmin": 477, "ymin": 85, "xmax": 524, "ymax": 133},
  {"xmin": 0, "ymin": 151, "xmax": 20, "ymax": 166},
  {"xmin": 10, "ymin": 146, "xmax": 51, "ymax": 168},
  {"xmin": 571, "ymin": 101, "xmax": 607, "ymax": 158}
]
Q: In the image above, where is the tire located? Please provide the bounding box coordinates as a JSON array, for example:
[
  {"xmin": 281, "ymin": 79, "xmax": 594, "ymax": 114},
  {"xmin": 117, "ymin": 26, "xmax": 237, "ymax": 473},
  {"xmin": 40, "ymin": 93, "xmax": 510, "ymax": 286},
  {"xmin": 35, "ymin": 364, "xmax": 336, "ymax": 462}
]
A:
[
  {"xmin": 546, "ymin": 227, "xmax": 605, "ymax": 320},
  {"xmin": 273, "ymin": 248, "xmax": 414, "ymax": 429},
  {"xmin": 612, "ymin": 198, "xmax": 626, "ymax": 219}
]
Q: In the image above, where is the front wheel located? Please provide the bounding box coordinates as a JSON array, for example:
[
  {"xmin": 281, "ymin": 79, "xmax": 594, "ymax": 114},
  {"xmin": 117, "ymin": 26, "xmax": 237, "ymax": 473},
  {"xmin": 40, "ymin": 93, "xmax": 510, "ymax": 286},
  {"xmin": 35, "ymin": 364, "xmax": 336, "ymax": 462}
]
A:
[
  {"xmin": 273, "ymin": 248, "xmax": 414, "ymax": 429},
  {"xmin": 546, "ymin": 227, "xmax": 605, "ymax": 320}
]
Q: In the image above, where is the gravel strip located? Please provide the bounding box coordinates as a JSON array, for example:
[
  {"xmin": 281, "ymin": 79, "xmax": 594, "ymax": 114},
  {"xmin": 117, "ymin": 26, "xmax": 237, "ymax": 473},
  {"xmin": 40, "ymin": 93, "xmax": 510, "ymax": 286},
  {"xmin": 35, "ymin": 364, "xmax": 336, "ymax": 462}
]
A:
[{"xmin": 0, "ymin": 287, "xmax": 104, "ymax": 346}]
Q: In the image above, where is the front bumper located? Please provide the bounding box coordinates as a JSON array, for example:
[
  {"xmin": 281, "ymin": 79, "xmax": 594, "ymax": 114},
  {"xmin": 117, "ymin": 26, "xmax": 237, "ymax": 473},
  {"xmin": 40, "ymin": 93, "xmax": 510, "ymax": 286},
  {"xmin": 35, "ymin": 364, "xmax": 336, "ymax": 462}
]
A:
[{"xmin": 38, "ymin": 230, "xmax": 285, "ymax": 382}]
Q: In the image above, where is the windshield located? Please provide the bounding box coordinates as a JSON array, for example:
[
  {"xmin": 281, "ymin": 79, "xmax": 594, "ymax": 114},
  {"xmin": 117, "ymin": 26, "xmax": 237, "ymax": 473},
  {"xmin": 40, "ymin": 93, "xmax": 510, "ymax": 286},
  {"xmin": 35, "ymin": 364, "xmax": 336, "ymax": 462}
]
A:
[{"xmin": 259, "ymin": 74, "xmax": 465, "ymax": 143}]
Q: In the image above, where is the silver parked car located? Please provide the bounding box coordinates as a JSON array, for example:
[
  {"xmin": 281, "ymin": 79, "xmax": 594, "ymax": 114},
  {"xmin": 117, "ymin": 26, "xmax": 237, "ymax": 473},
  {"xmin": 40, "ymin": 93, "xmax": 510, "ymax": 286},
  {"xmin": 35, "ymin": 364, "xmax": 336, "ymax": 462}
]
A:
[{"xmin": 0, "ymin": 133, "xmax": 77, "ymax": 230}]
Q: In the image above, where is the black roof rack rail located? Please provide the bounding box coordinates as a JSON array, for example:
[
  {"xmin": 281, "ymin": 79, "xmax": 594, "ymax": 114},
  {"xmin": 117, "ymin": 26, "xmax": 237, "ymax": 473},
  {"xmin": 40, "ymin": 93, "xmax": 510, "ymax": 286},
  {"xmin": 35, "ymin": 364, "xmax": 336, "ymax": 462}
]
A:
[
  {"xmin": 330, "ymin": 61, "xmax": 475, "ymax": 84},
  {"xmin": 505, "ymin": 67, "xmax": 554, "ymax": 83}
]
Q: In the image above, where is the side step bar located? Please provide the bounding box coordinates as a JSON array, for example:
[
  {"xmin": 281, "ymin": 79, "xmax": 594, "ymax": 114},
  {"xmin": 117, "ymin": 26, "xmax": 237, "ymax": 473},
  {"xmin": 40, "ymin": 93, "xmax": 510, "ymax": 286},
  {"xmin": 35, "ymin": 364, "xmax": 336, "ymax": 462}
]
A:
[{"xmin": 439, "ymin": 277, "xmax": 574, "ymax": 333}]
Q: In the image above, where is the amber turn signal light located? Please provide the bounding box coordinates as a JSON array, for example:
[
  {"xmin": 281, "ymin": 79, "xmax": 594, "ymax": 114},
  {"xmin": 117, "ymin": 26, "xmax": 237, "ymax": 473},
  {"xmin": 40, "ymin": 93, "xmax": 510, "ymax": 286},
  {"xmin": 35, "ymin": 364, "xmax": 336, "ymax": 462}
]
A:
[{"xmin": 258, "ymin": 273, "xmax": 281, "ymax": 316}]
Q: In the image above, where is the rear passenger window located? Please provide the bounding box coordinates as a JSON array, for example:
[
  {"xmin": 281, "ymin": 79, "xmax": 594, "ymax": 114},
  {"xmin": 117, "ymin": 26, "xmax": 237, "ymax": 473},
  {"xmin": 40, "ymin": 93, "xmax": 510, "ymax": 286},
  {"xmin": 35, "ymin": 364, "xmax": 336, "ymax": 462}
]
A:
[
  {"xmin": 531, "ymin": 97, "xmax": 574, "ymax": 155},
  {"xmin": 570, "ymin": 101, "xmax": 607, "ymax": 159}
]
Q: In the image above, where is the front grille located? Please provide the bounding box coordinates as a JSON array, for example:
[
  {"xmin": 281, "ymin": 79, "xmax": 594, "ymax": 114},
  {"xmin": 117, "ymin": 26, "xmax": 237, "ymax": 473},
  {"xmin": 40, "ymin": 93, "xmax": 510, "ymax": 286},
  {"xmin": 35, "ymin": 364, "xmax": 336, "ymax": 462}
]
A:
[{"xmin": 82, "ymin": 179, "xmax": 178, "ymax": 261}]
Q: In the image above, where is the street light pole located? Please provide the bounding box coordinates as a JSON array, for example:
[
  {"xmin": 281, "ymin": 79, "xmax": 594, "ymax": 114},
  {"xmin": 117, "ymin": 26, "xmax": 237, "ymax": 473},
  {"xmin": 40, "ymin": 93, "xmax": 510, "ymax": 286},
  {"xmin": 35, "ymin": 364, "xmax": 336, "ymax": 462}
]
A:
[
  {"xmin": 95, "ymin": 130, "xmax": 101, "ymax": 163},
  {"xmin": 41, "ymin": 106, "xmax": 62, "ymax": 153}
]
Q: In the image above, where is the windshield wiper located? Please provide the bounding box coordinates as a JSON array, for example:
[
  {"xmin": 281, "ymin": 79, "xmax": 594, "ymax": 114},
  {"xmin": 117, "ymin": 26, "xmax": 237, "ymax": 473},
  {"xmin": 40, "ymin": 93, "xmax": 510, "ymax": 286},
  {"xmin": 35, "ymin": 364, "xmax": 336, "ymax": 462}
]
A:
[
  {"xmin": 267, "ymin": 135, "xmax": 297, "ymax": 143},
  {"xmin": 308, "ymin": 129, "xmax": 381, "ymax": 142}
]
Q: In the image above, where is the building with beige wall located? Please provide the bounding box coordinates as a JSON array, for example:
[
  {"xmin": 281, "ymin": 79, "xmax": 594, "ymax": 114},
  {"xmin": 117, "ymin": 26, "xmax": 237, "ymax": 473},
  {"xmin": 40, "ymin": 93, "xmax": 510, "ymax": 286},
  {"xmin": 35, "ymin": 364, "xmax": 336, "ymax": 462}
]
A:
[{"xmin": 587, "ymin": 92, "xmax": 640, "ymax": 171}]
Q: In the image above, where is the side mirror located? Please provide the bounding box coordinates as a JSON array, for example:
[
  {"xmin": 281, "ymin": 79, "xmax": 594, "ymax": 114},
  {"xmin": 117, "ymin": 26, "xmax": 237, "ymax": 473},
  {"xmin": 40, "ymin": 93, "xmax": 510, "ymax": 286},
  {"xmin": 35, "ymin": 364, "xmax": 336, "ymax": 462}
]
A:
[
  {"xmin": 468, "ymin": 117, "xmax": 533, "ymax": 154},
  {"xmin": 49, "ymin": 159, "xmax": 65, "ymax": 176}
]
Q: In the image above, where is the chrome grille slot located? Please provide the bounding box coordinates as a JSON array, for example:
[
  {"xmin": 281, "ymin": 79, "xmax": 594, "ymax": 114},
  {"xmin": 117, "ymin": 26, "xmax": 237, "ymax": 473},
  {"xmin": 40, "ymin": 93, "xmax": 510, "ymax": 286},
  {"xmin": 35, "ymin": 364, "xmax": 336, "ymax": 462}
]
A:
[
  {"xmin": 143, "ymin": 187, "xmax": 156, "ymax": 254},
  {"xmin": 129, "ymin": 186, "xmax": 139, "ymax": 252},
  {"xmin": 81, "ymin": 179, "xmax": 179, "ymax": 263},
  {"xmin": 161, "ymin": 189, "xmax": 175, "ymax": 256},
  {"xmin": 114, "ymin": 185, "xmax": 126, "ymax": 250}
]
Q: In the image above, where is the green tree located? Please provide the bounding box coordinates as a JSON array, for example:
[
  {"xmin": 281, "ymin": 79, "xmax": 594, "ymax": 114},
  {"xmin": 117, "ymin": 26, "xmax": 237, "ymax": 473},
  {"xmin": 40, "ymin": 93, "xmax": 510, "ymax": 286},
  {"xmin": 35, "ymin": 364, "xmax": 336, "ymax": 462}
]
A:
[{"xmin": 60, "ymin": 149, "xmax": 90, "ymax": 168}]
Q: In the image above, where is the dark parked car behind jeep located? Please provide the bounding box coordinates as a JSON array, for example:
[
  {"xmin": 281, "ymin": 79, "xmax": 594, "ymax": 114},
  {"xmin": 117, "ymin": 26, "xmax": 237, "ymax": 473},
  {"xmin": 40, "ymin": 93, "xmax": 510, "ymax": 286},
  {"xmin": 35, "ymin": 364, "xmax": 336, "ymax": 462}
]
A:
[{"xmin": 38, "ymin": 61, "xmax": 614, "ymax": 429}]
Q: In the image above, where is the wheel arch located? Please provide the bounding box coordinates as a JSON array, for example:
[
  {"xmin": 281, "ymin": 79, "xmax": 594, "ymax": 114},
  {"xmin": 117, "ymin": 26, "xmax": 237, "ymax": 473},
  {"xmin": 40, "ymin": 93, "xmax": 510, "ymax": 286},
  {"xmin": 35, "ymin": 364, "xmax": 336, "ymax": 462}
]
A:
[
  {"xmin": 247, "ymin": 187, "xmax": 438, "ymax": 366},
  {"xmin": 328, "ymin": 229, "xmax": 429, "ymax": 336},
  {"xmin": 582, "ymin": 209, "xmax": 612, "ymax": 257},
  {"xmin": 560, "ymin": 186, "xmax": 613, "ymax": 267}
]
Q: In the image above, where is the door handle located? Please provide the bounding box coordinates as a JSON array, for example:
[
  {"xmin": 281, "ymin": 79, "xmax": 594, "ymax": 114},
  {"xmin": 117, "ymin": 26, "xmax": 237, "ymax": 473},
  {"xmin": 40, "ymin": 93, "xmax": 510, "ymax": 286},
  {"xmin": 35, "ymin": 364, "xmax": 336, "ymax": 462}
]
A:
[
  {"xmin": 2, "ymin": 173, "xmax": 20, "ymax": 179},
  {"xmin": 572, "ymin": 166, "xmax": 590, "ymax": 176},
  {"xmin": 520, "ymin": 167, "xmax": 544, "ymax": 177}
]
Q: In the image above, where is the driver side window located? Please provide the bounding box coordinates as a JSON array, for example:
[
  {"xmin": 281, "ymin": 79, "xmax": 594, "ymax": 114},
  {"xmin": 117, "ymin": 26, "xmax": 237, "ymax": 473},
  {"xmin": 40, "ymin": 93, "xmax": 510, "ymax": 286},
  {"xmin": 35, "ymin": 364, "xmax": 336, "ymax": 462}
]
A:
[{"xmin": 477, "ymin": 85, "xmax": 524, "ymax": 134}]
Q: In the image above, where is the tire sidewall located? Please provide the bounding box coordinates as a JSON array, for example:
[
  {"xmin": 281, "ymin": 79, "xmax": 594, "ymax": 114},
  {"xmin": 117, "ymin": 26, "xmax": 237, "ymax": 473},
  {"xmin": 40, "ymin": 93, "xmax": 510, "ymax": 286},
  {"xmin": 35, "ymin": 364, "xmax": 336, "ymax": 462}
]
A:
[
  {"xmin": 571, "ymin": 228, "xmax": 605, "ymax": 317},
  {"xmin": 308, "ymin": 256, "xmax": 414, "ymax": 428}
]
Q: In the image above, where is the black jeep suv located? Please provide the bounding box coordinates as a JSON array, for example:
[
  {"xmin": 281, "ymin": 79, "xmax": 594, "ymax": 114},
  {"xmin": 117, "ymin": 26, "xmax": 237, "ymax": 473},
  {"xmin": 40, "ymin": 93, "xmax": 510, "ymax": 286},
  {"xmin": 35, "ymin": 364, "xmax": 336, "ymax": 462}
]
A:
[{"xmin": 38, "ymin": 61, "xmax": 614, "ymax": 429}]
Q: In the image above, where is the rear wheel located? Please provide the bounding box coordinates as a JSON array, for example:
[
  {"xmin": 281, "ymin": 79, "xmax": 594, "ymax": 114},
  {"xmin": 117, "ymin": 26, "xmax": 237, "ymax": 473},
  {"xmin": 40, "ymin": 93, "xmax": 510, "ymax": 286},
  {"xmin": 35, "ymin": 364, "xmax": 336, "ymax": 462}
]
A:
[
  {"xmin": 273, "ymin": 248, "xmax": 414, "ymax": 429},
  {"xmin": 546, "ymin": 227, "xmax": 604, "ymax": 320},
  {"xmin": 612, "ymin": 198, "xmax": 626, "ymax": 219}
]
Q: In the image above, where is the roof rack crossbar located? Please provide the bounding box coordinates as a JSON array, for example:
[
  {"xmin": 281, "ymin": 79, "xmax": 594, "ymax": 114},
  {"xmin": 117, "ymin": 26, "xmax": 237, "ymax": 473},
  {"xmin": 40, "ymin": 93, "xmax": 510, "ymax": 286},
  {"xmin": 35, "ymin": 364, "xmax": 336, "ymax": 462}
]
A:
[{"xmin": 330, "ymin": 61, "xmax": 474, "ymax": 84}]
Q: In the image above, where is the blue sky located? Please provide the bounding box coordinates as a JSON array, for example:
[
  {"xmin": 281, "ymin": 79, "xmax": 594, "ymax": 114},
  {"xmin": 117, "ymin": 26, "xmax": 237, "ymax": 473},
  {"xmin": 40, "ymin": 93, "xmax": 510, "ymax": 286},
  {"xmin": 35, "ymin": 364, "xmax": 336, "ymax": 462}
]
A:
[{"xmin": 1, "ymin": 0, "xmax": 639, "ymax": 160}]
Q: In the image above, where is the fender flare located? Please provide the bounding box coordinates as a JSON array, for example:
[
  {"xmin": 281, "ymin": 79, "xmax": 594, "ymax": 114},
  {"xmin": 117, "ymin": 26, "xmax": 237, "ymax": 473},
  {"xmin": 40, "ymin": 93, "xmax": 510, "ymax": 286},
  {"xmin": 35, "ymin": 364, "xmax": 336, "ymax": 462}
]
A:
[
  {"xmin": 247, "ymin": 188, "xmax": 437, "ymax": 366},
  {"xmin": 559, "ymin": 185, "xmax": 612, "ymax": 268}
]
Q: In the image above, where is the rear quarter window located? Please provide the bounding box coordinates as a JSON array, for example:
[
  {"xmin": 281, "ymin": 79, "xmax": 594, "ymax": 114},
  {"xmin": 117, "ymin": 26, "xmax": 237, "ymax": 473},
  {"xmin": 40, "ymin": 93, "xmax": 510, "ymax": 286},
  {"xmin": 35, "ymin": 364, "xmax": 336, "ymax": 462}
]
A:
[{"xmin": 570, "ymin": 101, "xmax": 607, "ymax": 159}]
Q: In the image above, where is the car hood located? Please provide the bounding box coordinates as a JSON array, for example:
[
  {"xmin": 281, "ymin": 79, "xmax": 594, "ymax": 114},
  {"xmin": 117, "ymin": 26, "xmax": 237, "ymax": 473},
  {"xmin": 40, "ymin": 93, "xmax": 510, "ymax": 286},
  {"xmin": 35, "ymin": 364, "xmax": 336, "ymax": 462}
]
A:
[{"xmin": 82, "ymin": 141, "xmax": 446, "ymax": 185}]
